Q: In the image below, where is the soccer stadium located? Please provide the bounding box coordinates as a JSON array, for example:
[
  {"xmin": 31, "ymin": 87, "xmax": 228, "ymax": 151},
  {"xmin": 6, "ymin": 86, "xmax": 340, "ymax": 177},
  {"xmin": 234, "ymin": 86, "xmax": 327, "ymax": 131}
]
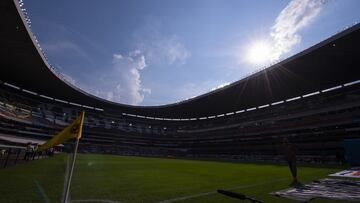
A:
[{"xmin": 1, "ymin": 0, "xmax": 360, "ymax": 202}]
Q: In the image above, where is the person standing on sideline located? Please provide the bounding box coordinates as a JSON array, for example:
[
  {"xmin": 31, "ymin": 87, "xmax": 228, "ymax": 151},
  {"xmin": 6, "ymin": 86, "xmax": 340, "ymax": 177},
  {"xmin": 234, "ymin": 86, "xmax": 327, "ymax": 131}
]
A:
[{"xmin": 282, "ymin": 138, "xmax": 301, "ymax": 187}]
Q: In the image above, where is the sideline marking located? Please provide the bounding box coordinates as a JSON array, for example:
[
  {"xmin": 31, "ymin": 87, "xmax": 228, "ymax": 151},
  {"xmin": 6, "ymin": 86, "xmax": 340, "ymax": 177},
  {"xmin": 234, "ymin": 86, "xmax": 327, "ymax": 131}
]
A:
[
  {"xmin": 156, "ymin": 178, "xmax": 287, "ymax": 203},
  {"xmin": 71, "ymin": 200, "xmax": 120, "ymax": 203}
]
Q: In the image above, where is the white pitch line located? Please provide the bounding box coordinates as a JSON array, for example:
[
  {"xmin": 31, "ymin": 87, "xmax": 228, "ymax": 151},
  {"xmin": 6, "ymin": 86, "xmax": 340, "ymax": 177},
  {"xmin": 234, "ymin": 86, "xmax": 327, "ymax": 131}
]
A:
[
  {"xmin": 156, "ymin": 191, "xmax": 215, "ymax": 203},
  {"xmin": 156, "ymin": 178, "xmax": 287, "ymax": 203},
  {"xmin": 71, "ymin": 200, "xmax": 120, "ymax": 203}
]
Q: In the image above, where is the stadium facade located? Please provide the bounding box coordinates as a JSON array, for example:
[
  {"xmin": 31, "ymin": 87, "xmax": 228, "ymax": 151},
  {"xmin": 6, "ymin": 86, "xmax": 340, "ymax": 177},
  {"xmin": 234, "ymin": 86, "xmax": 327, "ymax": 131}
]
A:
[{"xmin": 1, "ymin": 0, "xmax": 360, "ymax": 163}]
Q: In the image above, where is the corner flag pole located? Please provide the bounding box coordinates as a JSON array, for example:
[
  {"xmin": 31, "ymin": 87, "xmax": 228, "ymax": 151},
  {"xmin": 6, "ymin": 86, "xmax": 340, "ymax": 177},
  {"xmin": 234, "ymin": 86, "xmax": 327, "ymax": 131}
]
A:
[
  {"xmin": 63, "ymin": 138, "xmax": 80, "ymax": 203},
  {"xmin": 63, "ymin": 111, "xmax": 85, "ymax": 203}
]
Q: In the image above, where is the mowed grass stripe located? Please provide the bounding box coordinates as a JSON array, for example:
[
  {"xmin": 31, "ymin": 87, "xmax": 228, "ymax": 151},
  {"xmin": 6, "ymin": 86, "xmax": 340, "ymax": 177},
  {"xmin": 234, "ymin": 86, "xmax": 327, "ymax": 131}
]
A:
[{"xmin": 0, "ymin": 153, "xmax": 348, "ymax": 203}]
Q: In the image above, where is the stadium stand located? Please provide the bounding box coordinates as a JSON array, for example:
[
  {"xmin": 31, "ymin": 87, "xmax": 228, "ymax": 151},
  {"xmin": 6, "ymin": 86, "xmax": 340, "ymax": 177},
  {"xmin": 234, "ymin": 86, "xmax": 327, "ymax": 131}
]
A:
[{"xmin": 1, "ymin": 0, "xmax": 360, "ymax": 165}]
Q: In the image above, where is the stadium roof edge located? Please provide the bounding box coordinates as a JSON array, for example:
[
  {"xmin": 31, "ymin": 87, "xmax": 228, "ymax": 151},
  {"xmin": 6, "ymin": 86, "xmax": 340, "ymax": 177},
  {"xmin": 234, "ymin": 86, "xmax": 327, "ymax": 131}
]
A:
[{"xmin": 1, "ymin": 0, "xmax": 360, "ymax": 118}]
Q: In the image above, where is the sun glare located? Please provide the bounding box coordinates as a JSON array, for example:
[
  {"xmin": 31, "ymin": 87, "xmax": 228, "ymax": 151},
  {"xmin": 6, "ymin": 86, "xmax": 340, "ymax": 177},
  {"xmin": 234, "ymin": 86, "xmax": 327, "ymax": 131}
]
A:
[{"xmin": 246, "ymin": 41, "xmax": 272, "ymax": 65}]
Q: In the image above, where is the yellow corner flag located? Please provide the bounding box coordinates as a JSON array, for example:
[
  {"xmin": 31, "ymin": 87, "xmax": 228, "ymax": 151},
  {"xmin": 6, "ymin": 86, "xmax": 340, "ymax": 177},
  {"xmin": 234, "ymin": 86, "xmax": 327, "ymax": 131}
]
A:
[{"xmin": 39, "ymin": 111, "xmax": 85, "ymax": 151}]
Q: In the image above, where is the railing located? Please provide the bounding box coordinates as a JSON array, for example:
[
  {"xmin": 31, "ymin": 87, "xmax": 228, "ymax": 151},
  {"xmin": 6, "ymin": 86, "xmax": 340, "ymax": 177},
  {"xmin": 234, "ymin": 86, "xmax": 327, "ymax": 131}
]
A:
[{"xmin": 0, "ymin": 145, "xmax": 53, "ymax": 168}]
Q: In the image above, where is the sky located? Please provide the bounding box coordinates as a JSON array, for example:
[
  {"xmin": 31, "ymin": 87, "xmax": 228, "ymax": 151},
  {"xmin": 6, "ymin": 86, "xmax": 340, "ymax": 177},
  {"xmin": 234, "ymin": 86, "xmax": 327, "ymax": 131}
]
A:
[{"xmin": 23, "ymin": 0, "xmax": 360, "ymax": 106}]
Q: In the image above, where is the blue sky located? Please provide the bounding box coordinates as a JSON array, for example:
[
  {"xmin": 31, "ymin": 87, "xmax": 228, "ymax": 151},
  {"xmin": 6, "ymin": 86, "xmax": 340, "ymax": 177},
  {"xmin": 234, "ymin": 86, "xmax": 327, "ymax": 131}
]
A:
[{"xmin": 23, "ymin": 0, "xmax": 360, "ymax": 106}]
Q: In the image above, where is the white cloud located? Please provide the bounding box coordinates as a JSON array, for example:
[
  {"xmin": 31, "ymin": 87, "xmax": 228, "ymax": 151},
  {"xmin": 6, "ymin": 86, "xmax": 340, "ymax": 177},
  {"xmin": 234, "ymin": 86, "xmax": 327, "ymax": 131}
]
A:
[
  {"xmin": 160, "ymin": 36, "xmax": 190, "ymax": 65},
  {"xmin": 42, "ymin": 40, "xmax": 94, "ymax": 63},
  {"xmin": 269, "ymin": 0, "xmax": 327, "ymax": 61},
  {"xmin": 211, "ymin": 82, "xmax": 230, "ymax": 91},
  {"xmin": 82, "ymin": 20, "xmax": 189, "ymax": 105},
  {"xmin": 134, "ymin": 19, "xmax": 190, "ymax": 66},
  {"xmin": 141, "ymin": 88, "xmax": 152, "ymax": 94},
  {"xmin": 137, "ymin": 35, "xmax": 190, "ymax": 66},
  {"xmin": 86, "ymin": 51, "xmax": 150, "ymax": 105},
  {"xmin": 175, "ymin": 83, "xmax": 207, "ymax": 102},
  {"xmin": 173, "ymin": 81, "xmax": 230, "ymax": 103},
  {"xmin": 242, "ymin": 0, "xmax": 327, "ymax": 66}
]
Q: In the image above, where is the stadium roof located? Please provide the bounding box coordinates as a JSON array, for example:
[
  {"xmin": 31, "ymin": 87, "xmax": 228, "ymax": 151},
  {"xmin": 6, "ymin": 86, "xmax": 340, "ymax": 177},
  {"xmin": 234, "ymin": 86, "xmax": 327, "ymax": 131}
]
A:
[{"xmin": 1, "ymin": 0, "xmax": 360, "ymax": 118}]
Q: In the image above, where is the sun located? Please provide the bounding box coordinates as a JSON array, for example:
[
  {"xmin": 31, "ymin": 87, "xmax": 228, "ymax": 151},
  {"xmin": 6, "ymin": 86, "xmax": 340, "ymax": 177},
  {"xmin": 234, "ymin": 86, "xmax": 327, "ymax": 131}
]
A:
[{"xmin": 246, "ymin": 41, "xmax": 272, "ymax": 65}]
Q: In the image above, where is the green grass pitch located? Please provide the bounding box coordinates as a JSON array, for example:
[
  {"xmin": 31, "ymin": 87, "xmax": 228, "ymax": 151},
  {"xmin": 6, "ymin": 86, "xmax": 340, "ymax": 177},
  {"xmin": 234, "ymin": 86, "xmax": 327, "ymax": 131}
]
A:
[{"xmin": 0, "ymin": 153, "xmax": 350, "ymax": 203}]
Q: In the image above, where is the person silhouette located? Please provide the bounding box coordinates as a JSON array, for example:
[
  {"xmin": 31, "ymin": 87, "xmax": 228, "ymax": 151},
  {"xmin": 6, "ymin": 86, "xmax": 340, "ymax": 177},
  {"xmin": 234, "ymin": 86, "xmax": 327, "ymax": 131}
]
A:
[{"xmin": 282, "ymin": 138, "xmax": 301, "ymax": 187}]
